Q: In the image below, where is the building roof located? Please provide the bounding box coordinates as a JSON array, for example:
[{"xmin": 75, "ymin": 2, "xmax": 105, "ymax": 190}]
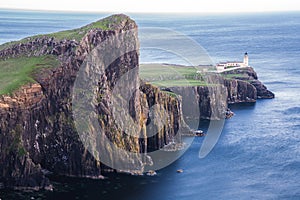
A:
[{"xmin": 217, "ymin": 61, "xmax": 243, "ymax": 64}]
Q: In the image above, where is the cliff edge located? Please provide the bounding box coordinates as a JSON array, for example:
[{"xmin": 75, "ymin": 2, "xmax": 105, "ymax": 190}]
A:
[{"xmin": 0, "ymin": 14, "xmax": 184, "ymax": 190}]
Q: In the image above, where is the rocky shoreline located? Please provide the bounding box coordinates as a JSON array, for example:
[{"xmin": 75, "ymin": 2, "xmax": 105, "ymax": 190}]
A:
[{"xmin": 222, "ymin": 67, "xmax": 275, "ymax": 101}]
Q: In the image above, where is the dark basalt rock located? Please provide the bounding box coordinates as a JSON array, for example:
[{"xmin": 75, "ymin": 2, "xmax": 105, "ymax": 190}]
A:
[
  {"xmin": 250, "ymin": 80, "xmax": 275, "ymax": 99},
  {"xmin": 222, "ymin": 67, "xmax": 275, "ymax": 101},
  {"xmin": 224, "ymin": 79, "xmax": 257, "ymax": 104}
]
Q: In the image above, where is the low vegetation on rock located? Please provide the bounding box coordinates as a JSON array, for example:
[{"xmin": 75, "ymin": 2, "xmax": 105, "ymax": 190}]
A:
[{"xmin": 0, "ymin": 55, "xmax": 58, "ymax": 95}]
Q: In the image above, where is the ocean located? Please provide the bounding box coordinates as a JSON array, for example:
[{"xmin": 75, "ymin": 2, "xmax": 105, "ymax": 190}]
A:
[{"xmin": 0, "ymin": 9, "xmax": 300, "ymax": 199}]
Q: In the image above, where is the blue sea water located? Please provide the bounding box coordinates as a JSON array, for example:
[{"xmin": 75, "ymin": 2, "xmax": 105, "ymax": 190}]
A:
[{"xmin": 0, "ymin": 9, "xmax": 300, "ymax": 200}]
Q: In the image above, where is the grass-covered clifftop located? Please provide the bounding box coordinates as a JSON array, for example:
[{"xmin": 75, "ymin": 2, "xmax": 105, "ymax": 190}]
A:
[
  {"xmin": 0, "ymin": 14, "xmax": 147, "ymax": 190},
  {"xmin": 0, "ymin": 14, "xmax": 134, "ymax": 51},
  {"xmin": 139, "ymin": 63, "xmax": 274, "ymax": 102},
  {"xmin": 140, "ymin": 63, "xmax": 211, "ymax": 87},
  {"xmin": 0, "ymin": 55, "xmax": 59, "ymax": 95},
  {"xmin": 0, "ymin": 14, "xmax": 134, "ymax": 95}
]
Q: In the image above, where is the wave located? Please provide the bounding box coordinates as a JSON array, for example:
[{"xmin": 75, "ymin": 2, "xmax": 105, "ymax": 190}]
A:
[
  {"xmin": 283, "ymin": 161, "xmax": 300, "ymax": 172},
  {"xmin": 282, "ymin": 107, "xmax": 300, "ymax": 115},
  {"xmin": 264, "ymin": 81, "xmax": 290, "ymax": 85}
]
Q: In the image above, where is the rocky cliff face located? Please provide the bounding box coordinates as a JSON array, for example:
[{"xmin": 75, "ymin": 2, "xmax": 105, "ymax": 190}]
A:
[
  {"xmin": 0, "ymin": 14, "xmax": 184, "ymax": 189},
  {"xmin": 139, "ymin": 83, "xmax": 182, "ymax": 152},
  {"xmin": 0, "ymin": 14, "xmax": 274, "ymax": 190},
  {"xmin": 164, "ymin": 69, "xmax": 274, "ymax": 120},
  {"xmin": 223, "ymin": 78, "xmax": 257, "ymax": 104},
  {"xmin": 169, "ymin": 85, "xmax": 228, "ymax": 120},
  {"xmin": 222, "ymin": 67, "xmax": 274, "ymax": 101}
]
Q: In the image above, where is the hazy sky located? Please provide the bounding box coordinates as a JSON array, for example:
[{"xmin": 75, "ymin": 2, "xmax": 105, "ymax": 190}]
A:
[{"xmin": 1, "ymin": 0, "xmax": 300, "ymax": 13}]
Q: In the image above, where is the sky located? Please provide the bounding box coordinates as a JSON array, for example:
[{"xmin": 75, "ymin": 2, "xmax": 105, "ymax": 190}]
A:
[{"xmin": 0, "ymin": 0, "xmax": 300, "ymax": 13}]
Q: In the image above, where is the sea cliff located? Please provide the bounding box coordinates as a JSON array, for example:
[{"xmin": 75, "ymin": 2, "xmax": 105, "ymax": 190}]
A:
[
  {"xmin": 0, "ymin": 14, "xmax": 274, "ymax": 190},
  {"xmin": 0, "ymin": 14, "xmax": 184, "ymax": 189},
  {"xmin": 160, "ymin": 68, "xmax": 274, "ymax": 120}
]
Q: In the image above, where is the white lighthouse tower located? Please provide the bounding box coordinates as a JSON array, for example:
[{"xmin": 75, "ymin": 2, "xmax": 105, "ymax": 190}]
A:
[{"xmin": 243, "ymin": 52, "xmax": 249, "ymax": 66}]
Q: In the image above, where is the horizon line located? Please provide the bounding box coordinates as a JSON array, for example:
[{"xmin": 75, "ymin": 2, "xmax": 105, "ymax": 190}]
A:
[{"xmin": 1, "ymin": 7, "xmax": 300, "ymax": 15}]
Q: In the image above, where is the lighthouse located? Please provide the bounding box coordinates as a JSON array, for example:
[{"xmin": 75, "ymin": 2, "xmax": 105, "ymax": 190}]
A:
[
  {"xmin": 215, "ymin": 52, "xmax": 250, "ymax": 72},
  {"xmin": 243, "ymin": 52, "xmax": 249, "ymax": 66}
]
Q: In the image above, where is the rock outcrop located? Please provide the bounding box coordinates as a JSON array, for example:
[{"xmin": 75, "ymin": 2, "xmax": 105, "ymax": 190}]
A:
[
  {"xmin": 162, "ymin": 68, "xmax": 274, "ymax": 120},
  {"xmin": 223, "ymin": 78, "xmax": 257, "ymax": 104},
  {"xmin": 222, "ymin": 67, "xmax": 275, "ymax": 101},
  {"xmin": 169, "ymin": 85, "xmax": 228, "ymax": 120},
  {"xmin": 0, "ymin": 14, "xmax": 184, "ymax": 190}
]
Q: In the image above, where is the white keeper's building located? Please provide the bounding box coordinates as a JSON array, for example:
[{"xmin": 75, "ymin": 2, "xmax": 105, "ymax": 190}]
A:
[{"xmin": 216, "ymin": 52, "xmax": 249, "ymax": 71}]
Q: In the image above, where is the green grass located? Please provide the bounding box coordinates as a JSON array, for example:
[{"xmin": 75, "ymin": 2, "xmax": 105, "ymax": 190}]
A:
[
  {"xmin": 140, "ymin": 63, "xmax": 198, "ymax": 81},
  {"xmin": 161, "ymin": 90, "xmax": 178, "ymax": 97},
  {"xmin": 0, "ymin": 15, "xmax": 131, "ymax": 95},
  {"xmin": 0, "ymin": 14, "xmax": 132, "ymax": 51},
  {"xmin": 151, "ymin": 79, "xmax": 209, "ymax": 87},
  {"xmin": 224, "ymin": 66, "xmax": 237, "ymax": 69},
  {"xmin": 140, "ymin": 63, "xmax": 215, "ymax": 87},
  {"xmin": 222, "ymin": 73, "xmax": 249, "ymax": 79},
  {"xmin": 0, "ymin": 55, "xmax": 59, "ymax": 95},
  {"xmin": 45, "ymin": 15, "xmax": 127, "ymax": 41}
]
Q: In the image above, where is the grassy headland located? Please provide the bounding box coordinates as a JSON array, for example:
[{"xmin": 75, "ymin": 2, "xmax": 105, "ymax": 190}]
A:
[
  {"xmin": 0, "ymin": 14, "xmax": 132, "ymax": 51},
  {"xmin": 140, "ymin": 63, "xmax": 213, "ymax": 87},
  {"xmin": 0, "ymin": 14, "xmax": 132, "ymax": 95},
  {"xmin": 0, "ymin": 56, "xmax": 59, "ymax": 95}
]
